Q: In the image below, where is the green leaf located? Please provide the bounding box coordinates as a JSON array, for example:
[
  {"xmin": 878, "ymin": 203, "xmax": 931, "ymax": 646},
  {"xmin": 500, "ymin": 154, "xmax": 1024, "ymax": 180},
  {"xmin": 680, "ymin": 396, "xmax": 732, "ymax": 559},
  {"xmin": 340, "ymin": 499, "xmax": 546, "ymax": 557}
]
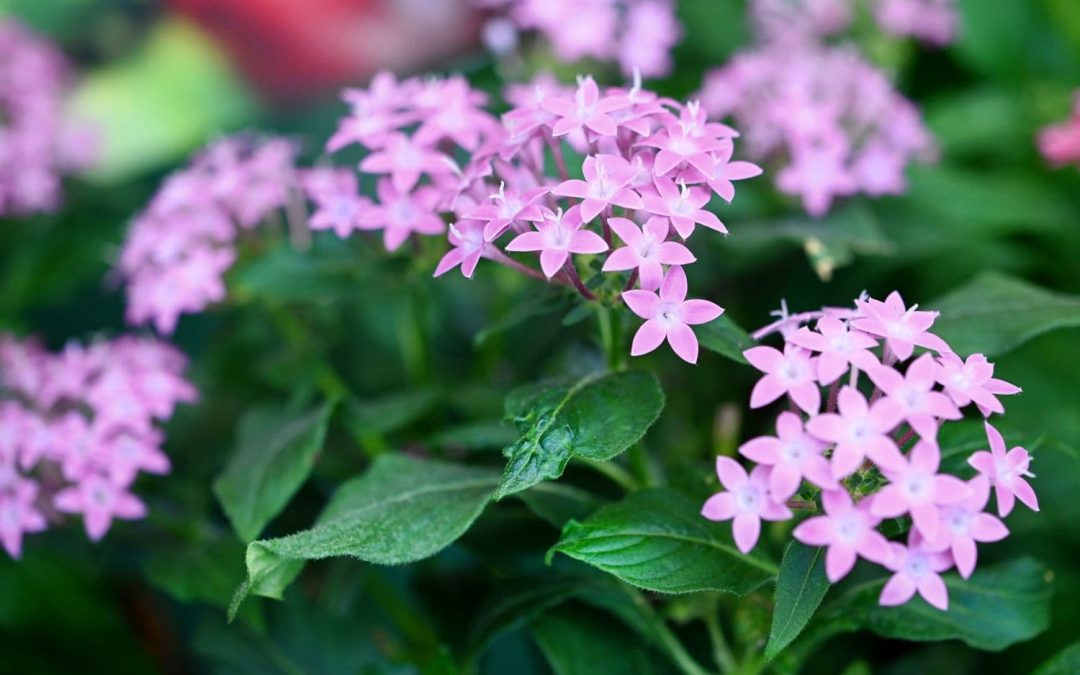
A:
[
  {"xmin": 495, "ymin": 371, "xmax": 664, "ymax": 500},
  {"xmin": 516, "ymin": 482, "xmax": 604, "ymax": 528},
  {"xmin": 343, "ymin": 388, "xmax": 442, "ymax": 438},
  {"xmin": 424, "ymin": 421, "xmax": 519, "ymax": 452},
  {"xmin": 530, "ymin": 606, "xmax": 663, "ymax": 675},
  {"xmin": 697, "ymin": 315, "xmax": 753, "ymax": 364},
  {"xmin": 1032, "ymin": 641, "xmax": 1080, "ymax": 675},
  {"xmin": 214, "ymin": 402, "xmax": 334, "ymax": 543},
  {"xmin": 474, "ymin": 291, "xmax": 572, "ymax": 348},
  {"xmin": 765, "ymin": 543, "xmax": 830, "ymax": 660},
  {"xmin": 930, "ymin": 272, "xmax": 1080, "ymax": 357},
  {"xmin": 549, "ymin": 488, "xmax": 777, "ymax": 595},
  {"xmin": 813, "ymin": 557, "xmax": 1052, "ymax": 651},
  {"xmin": 467, "ymin": 577, "xmax": 585, "ymax": 660},
  {"xmin": 234, "ymin": 455, "xmax": 499, "ymax": 616}
]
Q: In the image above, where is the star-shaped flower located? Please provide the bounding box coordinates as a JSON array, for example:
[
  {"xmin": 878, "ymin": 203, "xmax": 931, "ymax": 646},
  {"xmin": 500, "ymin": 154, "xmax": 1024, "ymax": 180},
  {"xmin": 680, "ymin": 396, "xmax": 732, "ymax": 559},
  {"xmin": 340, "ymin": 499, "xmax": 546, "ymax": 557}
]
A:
[
  {"xmin": 602, "ymin": 216, "xmax": 694, "ymax": 290},
  {"xmin": 622, "ymin": 266, "xmax": 723, "ymax": 364},
  {"xmin": 702, "ymin": 457, "xmax": 792, "ymax": 553},
  {"xmin": 505, "ymin": 207, "xmax": 608, "ymax": 278}
]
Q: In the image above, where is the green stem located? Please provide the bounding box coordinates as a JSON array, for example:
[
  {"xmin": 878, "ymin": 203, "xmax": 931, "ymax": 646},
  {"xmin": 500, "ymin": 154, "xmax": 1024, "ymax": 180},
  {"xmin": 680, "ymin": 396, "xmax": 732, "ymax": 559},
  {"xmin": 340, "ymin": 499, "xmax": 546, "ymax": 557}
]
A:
[{"xmin": 704, "ymin": 599, "xmax": 737, "ymax": 674}]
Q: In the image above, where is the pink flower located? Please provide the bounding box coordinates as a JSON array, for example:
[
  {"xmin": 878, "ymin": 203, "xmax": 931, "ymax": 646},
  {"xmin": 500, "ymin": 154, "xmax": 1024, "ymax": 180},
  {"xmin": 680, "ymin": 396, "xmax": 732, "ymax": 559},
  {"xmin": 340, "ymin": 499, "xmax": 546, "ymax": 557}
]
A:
[
  {"xmin": 622, "ymin": 266, "xmax": 723, "ymax": 364},
  {"xmin": 792, "ymin": 489, "xmax": 890, "ymax": 582},
  {"xmin": 739, "ymin": 411, "xmax": 836, "ymax": 500},
  {"xmin": 638, "ymin": 106, "xmax": 726, "ymax": 177},
  {"xmin": 54, "ymin": 473, "xmax": 147, "ymax": 541},
  {"xmin": 359, "ymin": 133, "xmax": 453, "ymax": 193},
  {"xmin": 743, "ymin": 343, "xmax": 820, "ymax": 414},
  {"xmin": 0, "ymin": 479, "xmax": 46, "ymax": 559},
  {"xmin": 788, "ymin": 316, "xmax": 878, "ymax": 385},
  {"xmin": 542, "ymin": 76, "xmax": 624, "ymax": 137},
  {"xmin": 434, "ymin": 220, "xmax": 488, "ymax": 279},
  {"xmin": 853, "ymin": 291, "xmax": 949, "ymax": 361},
  {"xmin": 707, "ymin": 142, "xmax": 763, "ymax": 202},
  {"xmin": 641, "ymin": 177, "xmax": 726, "ymax": 238},
  {"xmin": 552, "ymin": 154, "xmax": 644, "ymax": 222},
  {"xmin": 101, "ymin": 431, "xmax": 171, "ymax": 486},
  {"xmin": 776, "ymin": 143, "xmax": 857, "ymax": 217},
  {"xmin": 866, "ymin": 353, "xmax": 962, "ymax": 440},
  {"xmin": 870, "ymin": 440, "xmax": 971, "ymax": 541},
  {"xmin": 303, "ymin": 168, "xmax": 372, "ymax": 238},
  {"xmin": 505, "ymin": 207, "xmax": 608, "ymax": 278},
  {"xmin": 806, "ymin": 386, "xmax": 905, "ymax": 479},
  {"xmin": 934, "ymin": 353, "xmax": 1020, "ymax": 416},
  {"xmin": 469, "ymin": 182, "xmax": 548, "ymax": 241},
  {"xmin": 702, "ymin": 457, "xmax": 792, "ymax": 553},
  {"xmin": 879, "ymin": 532, "xmax": 954, "ymax": 610},
  {"xmin": 360, "ymin": 181, "xmax": 445, "ymax": 252},
  {"xmin": 602, "ymin": 216, "xmax": 695, "ymax": 290},
  {"xmin": 968, "ymin": 422, "xmax": 1038, "ymax": 517},
  {"xmin": 926, "ymin": 476, "xmax": 1009, "ymax": 579}
]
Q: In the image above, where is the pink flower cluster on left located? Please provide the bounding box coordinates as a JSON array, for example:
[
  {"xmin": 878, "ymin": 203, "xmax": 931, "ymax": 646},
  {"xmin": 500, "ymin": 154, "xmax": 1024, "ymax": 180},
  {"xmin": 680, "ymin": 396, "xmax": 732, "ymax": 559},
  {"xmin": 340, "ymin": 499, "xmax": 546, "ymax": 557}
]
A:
[
  {"xmin": 702, "ymin": 291, "xmax": 1036, "ymax": 610},
  {"xmin": 0, "ymin": 334, "xmax": 195, "ymax": 557},
  {"xmin": 0, "ymin": 19, "xmax": 95, "ymax": 216}
]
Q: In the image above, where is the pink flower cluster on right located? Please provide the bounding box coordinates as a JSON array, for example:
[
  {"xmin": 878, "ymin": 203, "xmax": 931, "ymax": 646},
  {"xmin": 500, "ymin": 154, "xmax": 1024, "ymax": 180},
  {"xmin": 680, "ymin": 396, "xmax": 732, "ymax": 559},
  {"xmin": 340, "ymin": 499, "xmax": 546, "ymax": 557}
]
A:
[
  {"xmin": 702, "ymin": 291, "xmax": 1038, "ymax": 611},
  {"xmin": 0, "ymin": 19, "xmax": 94, "ymax": 216},
  {"xmin": 0, "ymin": 334, "xmax": 195, "ymax": 558},
  {"xmin": 699, "ymin": 0, "xmax": 943, "ymax": 217}
]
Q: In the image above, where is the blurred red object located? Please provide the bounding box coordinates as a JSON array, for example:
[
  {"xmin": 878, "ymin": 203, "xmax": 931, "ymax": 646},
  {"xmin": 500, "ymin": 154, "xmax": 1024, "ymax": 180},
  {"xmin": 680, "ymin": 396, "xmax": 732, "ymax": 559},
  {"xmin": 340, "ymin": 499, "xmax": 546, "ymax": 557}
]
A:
[{"xmin": 170, "ymin": 0, "xmax": 478, "ymax": 101}]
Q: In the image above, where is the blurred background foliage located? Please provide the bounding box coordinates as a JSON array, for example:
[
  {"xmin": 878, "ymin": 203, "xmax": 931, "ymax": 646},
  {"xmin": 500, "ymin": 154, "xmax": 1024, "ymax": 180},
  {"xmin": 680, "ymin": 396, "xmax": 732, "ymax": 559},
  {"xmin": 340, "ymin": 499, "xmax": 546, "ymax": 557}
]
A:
[{"xmin": 1, "ymin": 0, "xmax": 1079, "ymax": 674}]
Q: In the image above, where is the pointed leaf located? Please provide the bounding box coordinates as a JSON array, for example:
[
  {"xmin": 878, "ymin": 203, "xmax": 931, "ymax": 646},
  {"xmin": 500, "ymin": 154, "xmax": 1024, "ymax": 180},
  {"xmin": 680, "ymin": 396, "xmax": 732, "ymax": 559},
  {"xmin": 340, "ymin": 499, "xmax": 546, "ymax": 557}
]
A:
[
  {"xmin": 698, "ymin": 315, "xmax": 753, "ymax": 364},
  {"xmin": 214, "ymin": 402, "xmax": 334, "ymax": 543},
  {"xmin": 1032, "ymin": 641, "xmax": 1080, "ymax": 675},
  {"xmin": 549, "ymin": 488, "xmax": 777, "ymax": 595},
  {"xmin": 931, "ymin": 272, "xmax": 1080, "ymax": 357},
  {"xmin": 530, "ymin": 606, "xmax": 664, "ymax": 675},
  {"xmin": 234, "ymin": 455, "xmax": 500, "ymax": 616},
  {"xmin": 765, "ymin": 542, "xmax": 829, "ymax": 660},
  {"xmin": 496, "ymin": 371, "xmax": 664, "ymax": 499}
]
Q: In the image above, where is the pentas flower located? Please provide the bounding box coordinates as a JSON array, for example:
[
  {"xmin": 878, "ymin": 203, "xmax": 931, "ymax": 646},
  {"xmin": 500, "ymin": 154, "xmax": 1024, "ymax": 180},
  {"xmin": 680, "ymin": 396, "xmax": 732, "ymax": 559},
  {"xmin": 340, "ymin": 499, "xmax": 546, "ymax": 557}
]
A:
[
  {"xmin": 704, "ymin": 290, "xmax": 1037, "ymax": 610},
  {"xmin": 702, "ymin": 457, "xmax": 792, "ymax": 553},
  {"xmin": 793, "ymin": 489, "xmax": 890, "ymax": 581},
  {"xmin": 880, "ymin": 532, "xmax": 954, "ymax": 610},
  {"xmin": 318, "ymin": 70, "xmax": 758, "ymax": 363},
  {"xmin": 473, "ymin": 0, "xmax": 681, "ymax": 78},
  {"xmin": 302, "ymin": 168, "xmax": 371, "ymax": 238},
  {"xmin": 552, "ymin": 154, "xmax": 643, "ymax": 221},
  {"xmin": 969, "ymin": 422, "xmax": 1039, "ymax": 518},
  {"xmin": 0, "ymin": 333, "xmax": 194, "ymax": 557},
  {"xmin": 622, "ymin": 266, "xmax": 723, "ymax": 364},
  {"xmin": 0, "ymin": 19, "xmax": 96, "ymax": 217},
  {"xmin": 603, "ymin": 216, "xmax": 695, "ymax": 290},
  {"xmin": 870, "ymin": 440, "xmax": 970, "ymax": 541},
  {"xmin": 873, "ymin": 0, "xmax": 957, "ymax": 45},
  {"xmin": 925, "ymin": 476, "xmax": 1008, "ymax": 579}
]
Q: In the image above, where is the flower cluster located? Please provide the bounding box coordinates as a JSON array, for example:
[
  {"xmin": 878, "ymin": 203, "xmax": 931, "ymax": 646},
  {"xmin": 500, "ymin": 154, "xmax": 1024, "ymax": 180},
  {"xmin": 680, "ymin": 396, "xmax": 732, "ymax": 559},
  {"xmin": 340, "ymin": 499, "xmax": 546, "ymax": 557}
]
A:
[
  {"xmin": 0, "ymin": 19, "xmax": 94, "ymax": 217},
  {"xmin": 751, "ymin": 0, "xmax": 956, "ymax": 45},
  {"xmin": 1038, "ymin": 92, "xmax": 1080, "ymax": 169},
  {"xmin": 702, "ymin": 291, "xmax": 1037, "ymax": 610},
  {"xmin": 118, "ymin": 135, "xmax": 300, "ymax": 333},
  {"xmin": 471, "ymin": 0, "xmax": 682, "ymax": 78},
  {"xmin": 324, "ymin": 70, "xmax": 761, "ymax": 363},
  {"xmin": 700, "ymin": 42, "xmax": 934, "ymax": 217},
  {"xmin": 0, "ymin": 334, "xmax": 196, "ymax": 557}
]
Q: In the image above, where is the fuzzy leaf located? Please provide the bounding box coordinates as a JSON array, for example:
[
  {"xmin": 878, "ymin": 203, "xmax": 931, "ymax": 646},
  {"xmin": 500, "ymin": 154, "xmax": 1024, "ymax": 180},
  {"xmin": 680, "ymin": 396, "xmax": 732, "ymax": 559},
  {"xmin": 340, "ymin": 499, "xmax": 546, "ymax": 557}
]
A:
[
  {"xmin": 233, "ymin": 455, "xmax": 500, "ymax": 618},
  {"xmin": 698, "ymin": 315, "xmax": 753, "ymax": 363},
  {"xmin": 495, "ymin": 371, "xmax": 664, "ymax": 499},
  {"xmin": 812, "ymin": 557, "xmax": 1052, "ymax": 651},
  {"xmin": 214, "ymin": 402, "xmax": 334, "ymax": 543},
  {"xmin": 930, "ymin": 272, "xmax": 1080, "ymax": 357},
  {"xmin": 1032, "ymin": 641, "xmax": 1080, "ymax": 675},
  {"xmin": 549, "ymin": 488, "xmax": 777, "ymax": 595},
  {"xmin": 765, "ymin": 543, "xmax": 830, "ymax": 660}
]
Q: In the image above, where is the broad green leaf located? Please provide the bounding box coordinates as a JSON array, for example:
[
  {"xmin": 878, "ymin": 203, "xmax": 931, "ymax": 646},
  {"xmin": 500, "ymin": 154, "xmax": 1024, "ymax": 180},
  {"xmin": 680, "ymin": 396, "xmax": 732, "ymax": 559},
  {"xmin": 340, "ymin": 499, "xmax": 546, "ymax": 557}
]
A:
[
  {"xmin": 495, "ymin": 371, "xmax": 664, "ymax": 500},
  {"xmin": 474, "ymin": 291, "xmax": 572, "ymax": 348},
  {"xmin": 698, "ymin": 315, "xmax": 753, "ymax": 364},
  {"xmin": 549, "ymin": 488, "xmax": 777, "ymax": 595},
  {"xmin": 343, "ymin": 388, "xmax": 442, "ymax": 438},
  {"xmin": 232, "ymin": 244, "xmax": 361, "ymax": 303},
  {"xmin": 467, "ymin": 577, "xmax": 585, "ymax": 660},
  {"xmin": 765, "ymin": 543, "xmax": 829, "ymax": 660},
  {"xmin": 214, "ymin": 402, "xmax": 333, "ymax": 543},
  {"xmin": 812, "ymin": 557, "xmax": 1052, "ymax": 651},
  {"xmin": 530, "ymin": 606, "xmax": 663, "ymax": 675},
  {"xmin": 1033, "ymin": 641, "xmax": 1080, "ymax": 675},
  {"xmin": 424, "ymin": 421, "xmax": 518, "ymax": 452},
  {"xmin": 930, "ymin": 272, "xmax": 1080, "ymax": 357},
  {"xmin": 234, "ymin": 455, "xmax": 499, "ymax": 617}
]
